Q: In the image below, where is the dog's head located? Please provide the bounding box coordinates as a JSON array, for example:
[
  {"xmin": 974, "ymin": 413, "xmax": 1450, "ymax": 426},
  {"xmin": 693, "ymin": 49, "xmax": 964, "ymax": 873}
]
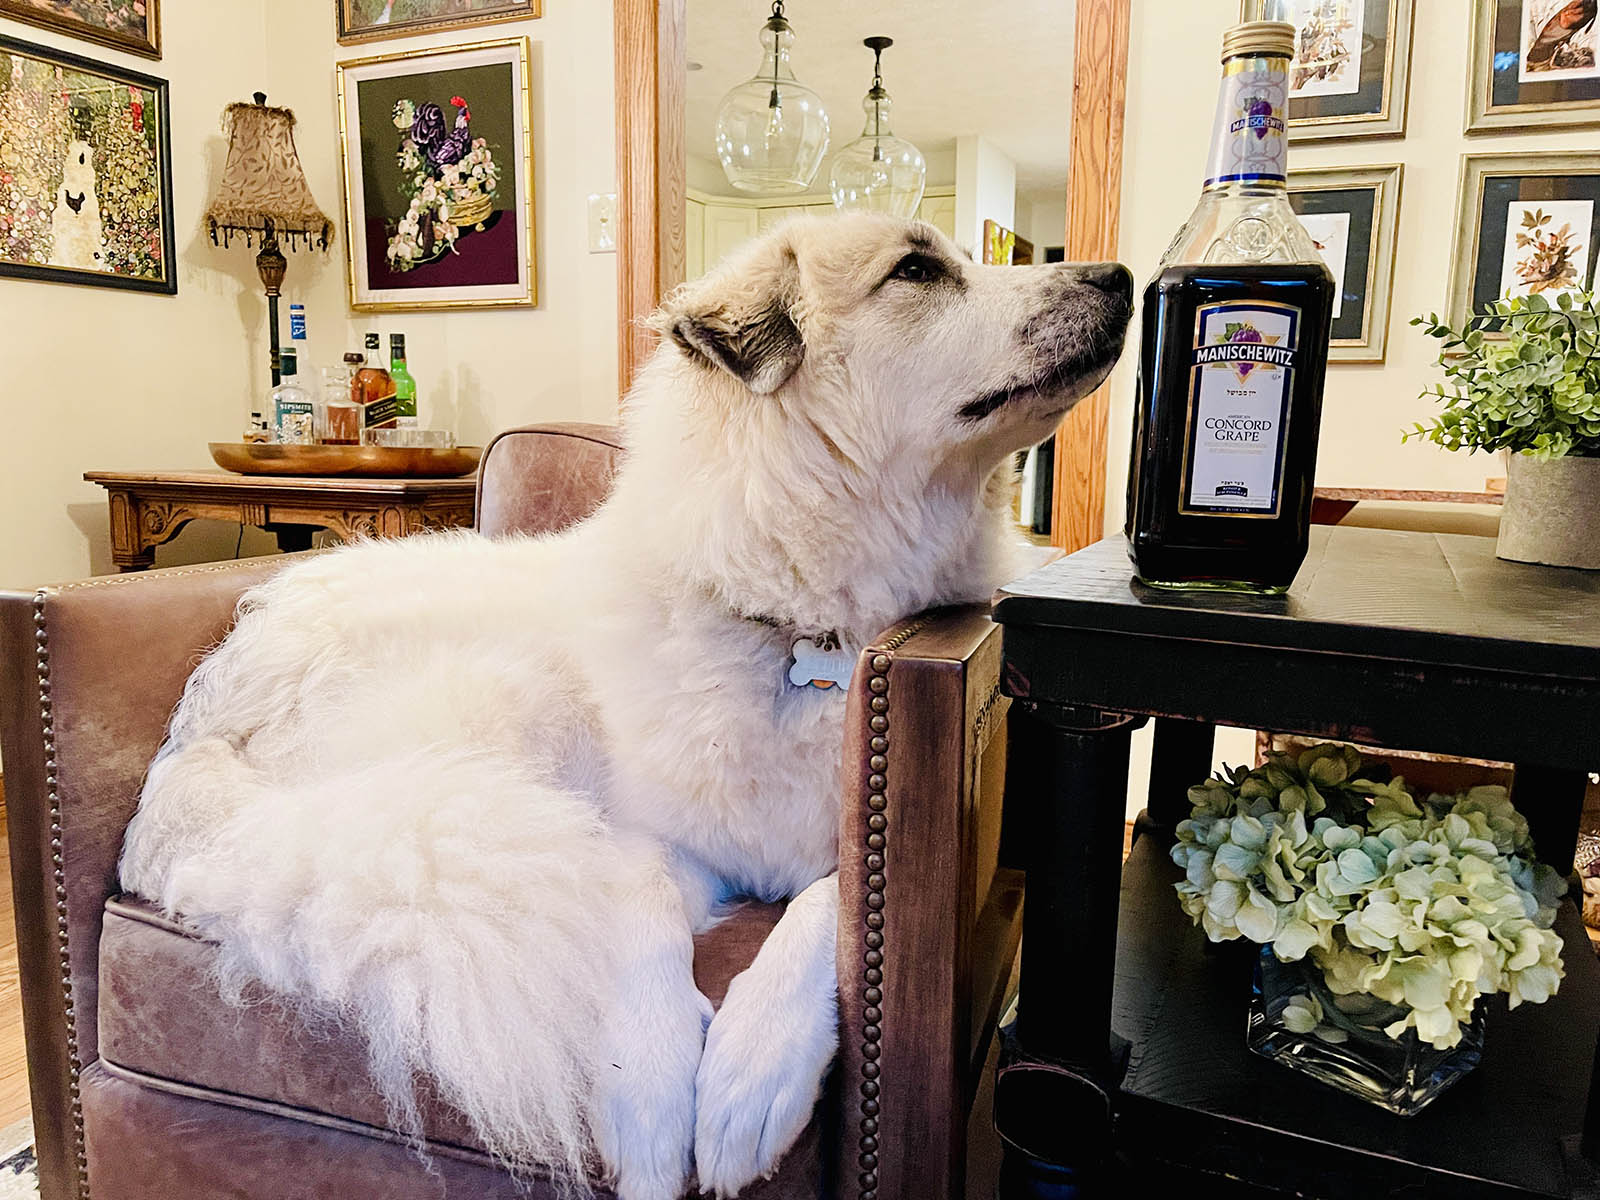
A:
[{"xmin": 652, "ymin": 212, "xmax": 1131, "ymax": 469}]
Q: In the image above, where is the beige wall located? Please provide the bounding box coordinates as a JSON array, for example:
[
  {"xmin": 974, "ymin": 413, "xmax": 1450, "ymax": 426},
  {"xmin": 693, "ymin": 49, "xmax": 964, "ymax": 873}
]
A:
[
  {"xmin": 1102, "ymin": 0, "xmax": 1600, "ymax": 537},
  {"xmin": 1, "ymin": 0, "xmax": 618, "ymax": 587}
]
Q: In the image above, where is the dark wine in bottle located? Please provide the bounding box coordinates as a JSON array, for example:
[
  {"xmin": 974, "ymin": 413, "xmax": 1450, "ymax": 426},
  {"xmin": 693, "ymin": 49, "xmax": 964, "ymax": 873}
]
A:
[{"xmin": 1124, "ymin": 20, "xmax": 1335, "ymax": 593}]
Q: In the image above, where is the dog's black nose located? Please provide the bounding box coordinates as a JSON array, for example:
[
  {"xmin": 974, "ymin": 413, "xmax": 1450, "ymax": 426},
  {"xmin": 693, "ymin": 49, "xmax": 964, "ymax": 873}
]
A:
[{"xmin": 1077, "ymin": 262, "xmax": 1133, "ymax": 299}]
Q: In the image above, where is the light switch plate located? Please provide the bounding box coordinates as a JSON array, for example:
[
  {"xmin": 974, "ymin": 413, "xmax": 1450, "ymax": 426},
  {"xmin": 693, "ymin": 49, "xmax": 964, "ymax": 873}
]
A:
[{"xmin": 587, "ymin": 193, "xmax": 617, "ymax": 253}]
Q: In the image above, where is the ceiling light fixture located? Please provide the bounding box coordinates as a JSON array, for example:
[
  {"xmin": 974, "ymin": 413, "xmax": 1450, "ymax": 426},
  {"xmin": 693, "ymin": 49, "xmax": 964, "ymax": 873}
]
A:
[
  {"xmin": 830, "ymin": 37, "xmax": 926, "ymax": 218},
  {"xmin": 714, "ymin": 0, "xmax": 829, "ymax": 195}
]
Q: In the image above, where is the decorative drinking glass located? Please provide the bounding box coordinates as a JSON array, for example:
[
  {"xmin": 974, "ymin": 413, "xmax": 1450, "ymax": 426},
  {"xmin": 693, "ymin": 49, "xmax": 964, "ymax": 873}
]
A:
[{"xmin": 1248, "ymin": 947, "xmax": 1484, "ymax": 1116}]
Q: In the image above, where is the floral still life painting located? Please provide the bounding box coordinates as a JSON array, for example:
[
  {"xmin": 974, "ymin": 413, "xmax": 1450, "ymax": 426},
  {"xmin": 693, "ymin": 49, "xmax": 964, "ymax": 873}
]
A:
[
  {"xmin": 0, "ymin": 0, "xmax": 160, "ymax": 59},
  {"xmin": 339, "ymin": 38, "xmax": 533, "ymax": 311},
  {"xmin": 0, "ymin": 37, "xmax": 175, "ymax": 293},
  {"xmin": 386, "ymin": 95, "xmax": 502, "ymax": 271}
]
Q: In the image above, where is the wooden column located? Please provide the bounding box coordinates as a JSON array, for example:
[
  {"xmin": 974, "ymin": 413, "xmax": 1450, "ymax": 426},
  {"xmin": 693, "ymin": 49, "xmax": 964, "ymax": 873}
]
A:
[
  {"xmin": 614, "ymin": 0, "xmax": 686, "ymax": 399},
  {"xmin": 1051, "ymin": 0, "xmax": 1131, "ymax": 553}
]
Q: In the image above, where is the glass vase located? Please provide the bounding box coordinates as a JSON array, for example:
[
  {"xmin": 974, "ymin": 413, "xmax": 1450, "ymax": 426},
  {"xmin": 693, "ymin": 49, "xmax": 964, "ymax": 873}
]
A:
[{"xmin": 1248, "ymin": 947, "xmax": 1484, "ymax": 1116}]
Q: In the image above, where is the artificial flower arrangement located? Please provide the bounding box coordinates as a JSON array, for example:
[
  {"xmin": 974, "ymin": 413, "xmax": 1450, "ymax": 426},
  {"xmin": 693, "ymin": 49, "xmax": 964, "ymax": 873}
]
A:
[
  {"xmin": 1171, "ymin": 744, "xmax": 1566, "ymax": 1054},
  {"xmin": 386, "ymin": 96, "xmax": 503, "ymax": 272}
]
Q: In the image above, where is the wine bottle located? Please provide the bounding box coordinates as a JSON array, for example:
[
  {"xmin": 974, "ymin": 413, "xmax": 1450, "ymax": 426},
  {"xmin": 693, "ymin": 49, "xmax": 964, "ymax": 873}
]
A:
[
  {"xmin": 1124, "ymin": 19, "xmax": 1334, "ymax": 593},
  {"xmin": 390, "ymin": 333, "xmax": 418, "ymax": 430}
]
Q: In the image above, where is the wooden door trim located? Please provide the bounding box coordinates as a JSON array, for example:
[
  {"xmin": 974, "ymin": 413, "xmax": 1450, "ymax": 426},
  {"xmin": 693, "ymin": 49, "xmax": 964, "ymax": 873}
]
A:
[
  {"xmin": 1052, "ymin": 0, "xmax": 1131, "ymax": 552},
  {"xmin": 615, "ymin": 0, "xmax": 687, "ymax": 398}
]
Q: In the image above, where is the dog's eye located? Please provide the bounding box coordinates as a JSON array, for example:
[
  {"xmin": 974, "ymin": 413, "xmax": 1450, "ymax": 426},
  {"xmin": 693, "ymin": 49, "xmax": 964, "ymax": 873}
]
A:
[{"xmin": 889, "ymin": 253, "xmax": 939, "ymax": 285}]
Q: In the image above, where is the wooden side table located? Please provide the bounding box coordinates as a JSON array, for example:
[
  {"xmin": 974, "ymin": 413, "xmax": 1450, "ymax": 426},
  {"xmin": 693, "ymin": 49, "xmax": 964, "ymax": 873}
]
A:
[
  {"xmin": 991, "ymin": 527, "xmax": 1600, "ymax": 1198},
  {"xmin": 84, "ymin": 470, "xmax": 477, "ymax": 572}
]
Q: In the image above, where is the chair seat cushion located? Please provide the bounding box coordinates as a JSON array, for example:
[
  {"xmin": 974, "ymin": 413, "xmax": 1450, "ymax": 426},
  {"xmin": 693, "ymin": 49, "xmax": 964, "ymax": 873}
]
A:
[{"xmin": 96, "ymin": 895, "xmax": 813, "ymax": 1193}]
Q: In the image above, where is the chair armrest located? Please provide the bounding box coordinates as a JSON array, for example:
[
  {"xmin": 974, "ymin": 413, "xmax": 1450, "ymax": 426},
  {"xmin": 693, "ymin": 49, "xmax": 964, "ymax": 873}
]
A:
[
  {"xmin": 0, "ymin": 557, "xmax": 289, "ymax": 1200},
  {"xmin": 475, "ymin": 423, "xmax": 623, "ymax": 539},
  {"xmin": 835, "ymin": 606, "xmax": 1022, "ymax": 1200}
]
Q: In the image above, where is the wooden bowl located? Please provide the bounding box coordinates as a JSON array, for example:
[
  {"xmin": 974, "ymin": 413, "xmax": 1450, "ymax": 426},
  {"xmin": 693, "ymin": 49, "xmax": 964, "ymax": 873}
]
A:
[{"xmin": 209, "ymin": 442, "xmax": 482, "ymax": 478}]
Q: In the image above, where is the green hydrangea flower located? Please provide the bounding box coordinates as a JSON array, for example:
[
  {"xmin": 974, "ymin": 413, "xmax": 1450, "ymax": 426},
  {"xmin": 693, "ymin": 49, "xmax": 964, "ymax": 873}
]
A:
[{"xmin": 1171, "ymin": 747, "xmax": 1567, "ymax": 1050}]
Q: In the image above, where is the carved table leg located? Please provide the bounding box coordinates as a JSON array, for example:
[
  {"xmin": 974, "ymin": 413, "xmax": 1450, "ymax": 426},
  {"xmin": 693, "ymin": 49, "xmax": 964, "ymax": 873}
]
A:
[{"xmin": 996, "ymin": 701, "xmax": 1145, "ymax": 1196}]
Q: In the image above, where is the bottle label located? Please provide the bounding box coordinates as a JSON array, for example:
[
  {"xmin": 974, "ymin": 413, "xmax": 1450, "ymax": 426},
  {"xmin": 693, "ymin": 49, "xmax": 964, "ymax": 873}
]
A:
[
  {"xmin": 1203, "ymin": 56, "xmax": 1289, "ymax": 189},
  {"xmin": 1181, "ymin": 300, "xmax": 1300, "ymax": 518},
  {"xmin": 289, "ymin": 306, "xmax": 307, "ymax": 340}
]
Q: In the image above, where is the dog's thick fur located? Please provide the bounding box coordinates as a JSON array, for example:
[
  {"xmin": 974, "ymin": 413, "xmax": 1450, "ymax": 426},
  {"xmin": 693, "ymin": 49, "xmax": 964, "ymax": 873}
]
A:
[{"xmin": 120, "ymin": 214, "xmax": 1130, "ymax": 1199}]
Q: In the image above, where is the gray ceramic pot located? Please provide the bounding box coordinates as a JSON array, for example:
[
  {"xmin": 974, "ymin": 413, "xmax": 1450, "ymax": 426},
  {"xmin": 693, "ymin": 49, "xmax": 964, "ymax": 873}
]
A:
[{"xmin": 1497, "ymin": 453, "xmax": 1600, "ymax": 570}]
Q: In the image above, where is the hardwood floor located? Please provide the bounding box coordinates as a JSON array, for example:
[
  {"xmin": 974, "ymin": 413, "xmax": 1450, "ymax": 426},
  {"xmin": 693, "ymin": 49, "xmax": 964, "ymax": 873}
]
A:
[{"xmin": 0, "ymin": 785, "xmax": 34, "ymax": 1133}]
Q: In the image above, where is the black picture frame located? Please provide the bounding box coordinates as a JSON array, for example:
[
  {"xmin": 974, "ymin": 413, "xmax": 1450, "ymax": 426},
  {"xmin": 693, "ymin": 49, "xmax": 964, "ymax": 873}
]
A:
[
  {"xmin": 0, "ymin": 35, "xmax": 176, "ymax": 296},
  {"xmin": 1470, "ymin": 0, "xmax": 1600, "ymax": 132}
]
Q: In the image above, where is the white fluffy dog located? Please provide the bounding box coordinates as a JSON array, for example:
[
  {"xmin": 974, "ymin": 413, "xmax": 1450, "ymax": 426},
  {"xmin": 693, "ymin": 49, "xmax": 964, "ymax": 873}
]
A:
[{"xmin": 120, "ymin": 214, "xmax": 1130, "ymax": 1199}]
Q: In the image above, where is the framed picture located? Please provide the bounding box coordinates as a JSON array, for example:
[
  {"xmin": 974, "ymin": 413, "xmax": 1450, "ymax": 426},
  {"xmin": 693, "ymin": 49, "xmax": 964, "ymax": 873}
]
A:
[
  {"xmin": 337, "ymin": 0, "xmax": 540, "ymax": 45},
  {"xmin": 0, "ymin": 0, "xmax": 159, "ymax": 60},
  {"xmin": 0, "ymin": 36, "xmax": 175, "ymax": 295},
  {"xmin": 338, "ymin": 37, "xmax": 535, "ymax": 312},
  {"xmin": 1289, "ymin": 164, "xmax": 1403, "ymax": 363},
  {"xmin": 1284, "ymin": 0, "xmax": 1415, "ymax": 141},
  {"xmin": 1447, "ymin": 152, "xmax": 1600, "ymax": 334},
  {"xmin": 1467, "ymin": 0, "xmax": 1600, "ymax": 132}
]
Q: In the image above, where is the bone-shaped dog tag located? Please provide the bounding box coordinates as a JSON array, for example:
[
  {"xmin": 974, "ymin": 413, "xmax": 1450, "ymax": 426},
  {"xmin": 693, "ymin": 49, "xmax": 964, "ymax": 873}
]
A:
[{"xmin": 789, "ymin": 633, "xmax": 852, "ymax": 692}]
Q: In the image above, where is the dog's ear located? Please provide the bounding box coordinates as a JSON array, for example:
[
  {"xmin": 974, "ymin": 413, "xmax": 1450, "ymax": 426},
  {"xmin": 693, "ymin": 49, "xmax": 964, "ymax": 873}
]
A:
[{"xmin": 657, "ymin": 245, "xmax": 804, "ymax": 394}]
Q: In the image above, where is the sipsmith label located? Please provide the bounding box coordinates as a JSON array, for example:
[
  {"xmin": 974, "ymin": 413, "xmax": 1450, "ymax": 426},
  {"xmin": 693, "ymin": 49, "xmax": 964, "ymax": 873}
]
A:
[{"xmin": 1182, "ymin": 301, "xmax": 1300, "ymax": 517}]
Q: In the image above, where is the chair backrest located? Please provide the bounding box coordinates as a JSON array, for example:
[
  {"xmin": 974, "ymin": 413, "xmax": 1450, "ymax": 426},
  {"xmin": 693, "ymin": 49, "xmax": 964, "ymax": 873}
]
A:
[{"xmin": 474, "ymin": 423, "xmax": 624, "ymax": 539}]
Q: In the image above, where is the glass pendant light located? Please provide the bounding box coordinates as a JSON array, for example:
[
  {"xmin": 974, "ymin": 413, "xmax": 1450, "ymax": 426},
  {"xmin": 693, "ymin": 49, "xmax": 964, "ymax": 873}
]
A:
[
  {"xmin": 714, "ymin": 1, "xmax": 830, "ymax": 195},
  {"xmin": 830, "ymin": 37, "xmax": 926, "ymax": 218}
]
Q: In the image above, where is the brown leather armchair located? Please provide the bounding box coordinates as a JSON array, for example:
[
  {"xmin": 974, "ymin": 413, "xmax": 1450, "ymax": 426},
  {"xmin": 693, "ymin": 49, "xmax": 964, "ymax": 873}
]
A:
[{"xmin": 0, "ymin": 424, "xmax": 1021, "ymax": 1200}]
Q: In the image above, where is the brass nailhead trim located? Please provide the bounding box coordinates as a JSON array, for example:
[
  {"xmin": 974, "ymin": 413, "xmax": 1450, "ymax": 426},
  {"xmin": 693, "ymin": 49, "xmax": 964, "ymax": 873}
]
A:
[{"xmin": 34, "ymin": 596, "xmax": 91, "ymax": 1196}]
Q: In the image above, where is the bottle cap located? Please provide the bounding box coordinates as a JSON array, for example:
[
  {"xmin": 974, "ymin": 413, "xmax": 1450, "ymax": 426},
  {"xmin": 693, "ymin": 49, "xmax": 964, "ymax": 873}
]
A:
[
  {"xmin": 390, "ymin": 332, "xmax": 406, "ymax": 352},
  {"xmin": 1221, "ymin": 21, "xmax": 1295, "ymax": 61},
  {"xmin": 344, "ymin": 352, "xmax": 365, "ymax": 365},
  {"xmin": 365, "ymin": 332, "xmax": 381, "ymax": 350}
]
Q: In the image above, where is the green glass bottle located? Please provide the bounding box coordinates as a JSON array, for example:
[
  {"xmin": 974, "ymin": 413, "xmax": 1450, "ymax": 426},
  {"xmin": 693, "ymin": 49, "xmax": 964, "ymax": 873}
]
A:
[{"xmin": 390, "ymin": 333, "xmax": 418, "ymax": 429}]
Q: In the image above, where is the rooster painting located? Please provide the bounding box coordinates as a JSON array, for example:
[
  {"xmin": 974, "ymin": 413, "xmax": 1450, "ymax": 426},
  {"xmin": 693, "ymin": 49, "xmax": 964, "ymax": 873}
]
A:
[
  {"xmin": 410, "ymin": 97, "xmax": 473, "ymax": 169},
  {"xmin": 386, "ymin": 94, "xmax": 502, "ymax": 272},
  {"xmin": 1524, "ymin": 0, "xmax": 1598, "ymax": 75}
]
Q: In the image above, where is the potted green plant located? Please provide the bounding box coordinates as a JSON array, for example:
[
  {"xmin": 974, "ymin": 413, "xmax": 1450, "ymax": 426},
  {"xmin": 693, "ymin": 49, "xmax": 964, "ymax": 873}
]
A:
[
  {"xmin": 1171, "ymin": 744, "xmax": 1566, "ymax": 1115},
  {"xmin": 1408, "ymin": 291, "xmax": 1600, "ymax": 569}
]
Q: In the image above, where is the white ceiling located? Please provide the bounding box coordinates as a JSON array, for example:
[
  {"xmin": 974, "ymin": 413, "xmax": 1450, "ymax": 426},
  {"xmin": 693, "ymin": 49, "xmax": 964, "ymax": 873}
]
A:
[{"xmin": 685, "ymin": 0, "xmax": 1076, "ymax": 198}]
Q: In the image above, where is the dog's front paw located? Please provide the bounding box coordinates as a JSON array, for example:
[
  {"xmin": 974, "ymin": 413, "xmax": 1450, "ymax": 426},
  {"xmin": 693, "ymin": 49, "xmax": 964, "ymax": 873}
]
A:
[
  {"xmin": 693, "ymin": 966, "xmax": 837, "ymax": 1196},
  {"xmin": 591, "ymin": 983, "xmax": 715, "ymax": 1200}
]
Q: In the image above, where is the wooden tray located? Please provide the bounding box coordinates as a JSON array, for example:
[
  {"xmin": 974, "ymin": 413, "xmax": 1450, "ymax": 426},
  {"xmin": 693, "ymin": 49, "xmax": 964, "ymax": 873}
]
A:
[{"xmin": 210, "ymin": 442, "xmax": 481, "ymax": 478}]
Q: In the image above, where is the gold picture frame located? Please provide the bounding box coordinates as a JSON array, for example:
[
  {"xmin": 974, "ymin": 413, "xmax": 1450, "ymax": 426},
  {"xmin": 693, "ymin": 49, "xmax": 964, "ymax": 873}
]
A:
[
  {"xmin": 337, "ymin": 36, "xmax": 536, "ymax": 312},
  {"xmin": 1288, "ymin": 0, "xmax": 1415, "ymax": 143},
  {"xmin": 1288, "ymin": 164, "xmax": 1404, "ymax": 363},
  {"xmin": 1466, "ymin": 0, "xmax": 1600, "ymax": 133},
  {"xmin": 337, "ymin": 0, "xmax": 540, "ymax": 45},
  {"xmin": 0, "ymin": 0, "xmax": 160, "ymax": 59},
  {"xmin": 1447, "ymin": 151, "xmax": 1600, "ymax": 336}
]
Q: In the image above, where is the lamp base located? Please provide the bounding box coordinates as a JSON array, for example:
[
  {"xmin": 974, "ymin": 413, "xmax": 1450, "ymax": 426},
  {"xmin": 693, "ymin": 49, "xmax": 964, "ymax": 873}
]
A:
[{"xmin": 256, "ymin": 235, "xmax": 287, "ymax": 388}]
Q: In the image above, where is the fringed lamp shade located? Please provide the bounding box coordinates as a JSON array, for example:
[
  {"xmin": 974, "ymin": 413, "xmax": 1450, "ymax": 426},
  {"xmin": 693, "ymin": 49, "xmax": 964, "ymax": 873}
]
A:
[{"xmin": 205, "ymin": 98, "xmax": 332, "ymax": 252}]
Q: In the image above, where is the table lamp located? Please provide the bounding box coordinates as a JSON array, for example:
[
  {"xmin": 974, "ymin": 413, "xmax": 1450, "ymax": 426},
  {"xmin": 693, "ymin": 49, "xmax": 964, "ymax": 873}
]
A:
[{"xmin": 204, "ymin": 93, "xmax": 333, "ymax": 388}]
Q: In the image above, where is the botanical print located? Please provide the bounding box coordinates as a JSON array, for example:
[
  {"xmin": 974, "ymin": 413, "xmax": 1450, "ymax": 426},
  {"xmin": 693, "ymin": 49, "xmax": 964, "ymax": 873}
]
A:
[
  {"xmin": 1519, "ymin": 0, "xmax": 1600, "ymax": 83},
  {"xmin": 386, "ymin": 96, "xmax": 503, "ymax": 271},
  {"xmin": 1297, "ymin": 210, "xmax": 1351, "ymax": 318},
  {"xmin": 0, "ymin": 47, "xmax": 167, "ymax": 283},
  {"xmin": 1499, "ymin": 199, "xmax": 1594, "ymax": 298},
  {"xmin": 1289, "ymin": 0, "xmax": 1365, "ymax": 99},
  {"xmin": 4, "ymin": 0, "xmax": 145, "ymax": 36}
]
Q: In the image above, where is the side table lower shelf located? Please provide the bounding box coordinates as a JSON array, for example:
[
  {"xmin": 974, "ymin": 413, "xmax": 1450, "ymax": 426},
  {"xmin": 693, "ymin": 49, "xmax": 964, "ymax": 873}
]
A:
[{"xmin": 1112, "ymin": 834, "xmax": 1600, "ymax": 1199}]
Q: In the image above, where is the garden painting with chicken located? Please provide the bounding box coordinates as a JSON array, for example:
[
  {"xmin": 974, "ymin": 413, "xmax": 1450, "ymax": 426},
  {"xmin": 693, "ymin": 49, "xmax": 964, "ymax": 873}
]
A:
[{"xmin": 354, "ymin": 60, "xmax": 519, "ymax": 292}]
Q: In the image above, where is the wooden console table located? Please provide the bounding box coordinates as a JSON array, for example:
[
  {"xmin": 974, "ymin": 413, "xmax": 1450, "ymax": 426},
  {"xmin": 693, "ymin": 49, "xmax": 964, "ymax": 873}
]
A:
[{"xmin": 84, "ymin": 470, "xmax": 477, "ymax": 572}]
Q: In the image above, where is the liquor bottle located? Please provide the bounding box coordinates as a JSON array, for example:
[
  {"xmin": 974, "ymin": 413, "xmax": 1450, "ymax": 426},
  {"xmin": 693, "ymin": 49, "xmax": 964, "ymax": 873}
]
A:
[
  {"xmin": 271, "ymin": 349, "xmax": 316, "ymax": 445},
  {"xmin": 354, "ymin": 332, "xmax": 399, "ymax": 440},
  {"xmin": 1124, "ymin": 19, "xmax": 1334, "ymax": 593},
  {"xmin": 390, "ymin": 333, "xmax": 418, "ymax": 429}
]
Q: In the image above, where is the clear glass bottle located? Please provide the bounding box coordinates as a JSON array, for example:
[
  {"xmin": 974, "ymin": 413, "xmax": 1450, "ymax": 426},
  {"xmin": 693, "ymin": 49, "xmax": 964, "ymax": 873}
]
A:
[
  {"xmin": 1124, "ymin": 19, "xmax": 1335, "ymax": 593},
  {"xmin": 271, "ymin": 349, "xmax": 315, "ymax": 445},
  {"xmin": 320, "ymin": 363, "xmax": 358, "ymax": 445}
]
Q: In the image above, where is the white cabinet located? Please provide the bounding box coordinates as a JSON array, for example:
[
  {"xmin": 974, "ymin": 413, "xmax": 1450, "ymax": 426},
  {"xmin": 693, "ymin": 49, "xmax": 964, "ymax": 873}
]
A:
[
  {"xmin": 757, "ymin": 205, "xmax": 807, "ymax": 233},
  {"xmin": 703, "ymin": 204, "xmax": 760, "ymax": 272},
  {"xmin": 685, "ymin": 197, "xmax": 705, "ymax": 281},
  {"xmin": 918, "ymin": 193, "xmax": 957, "ymax": 241}
]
